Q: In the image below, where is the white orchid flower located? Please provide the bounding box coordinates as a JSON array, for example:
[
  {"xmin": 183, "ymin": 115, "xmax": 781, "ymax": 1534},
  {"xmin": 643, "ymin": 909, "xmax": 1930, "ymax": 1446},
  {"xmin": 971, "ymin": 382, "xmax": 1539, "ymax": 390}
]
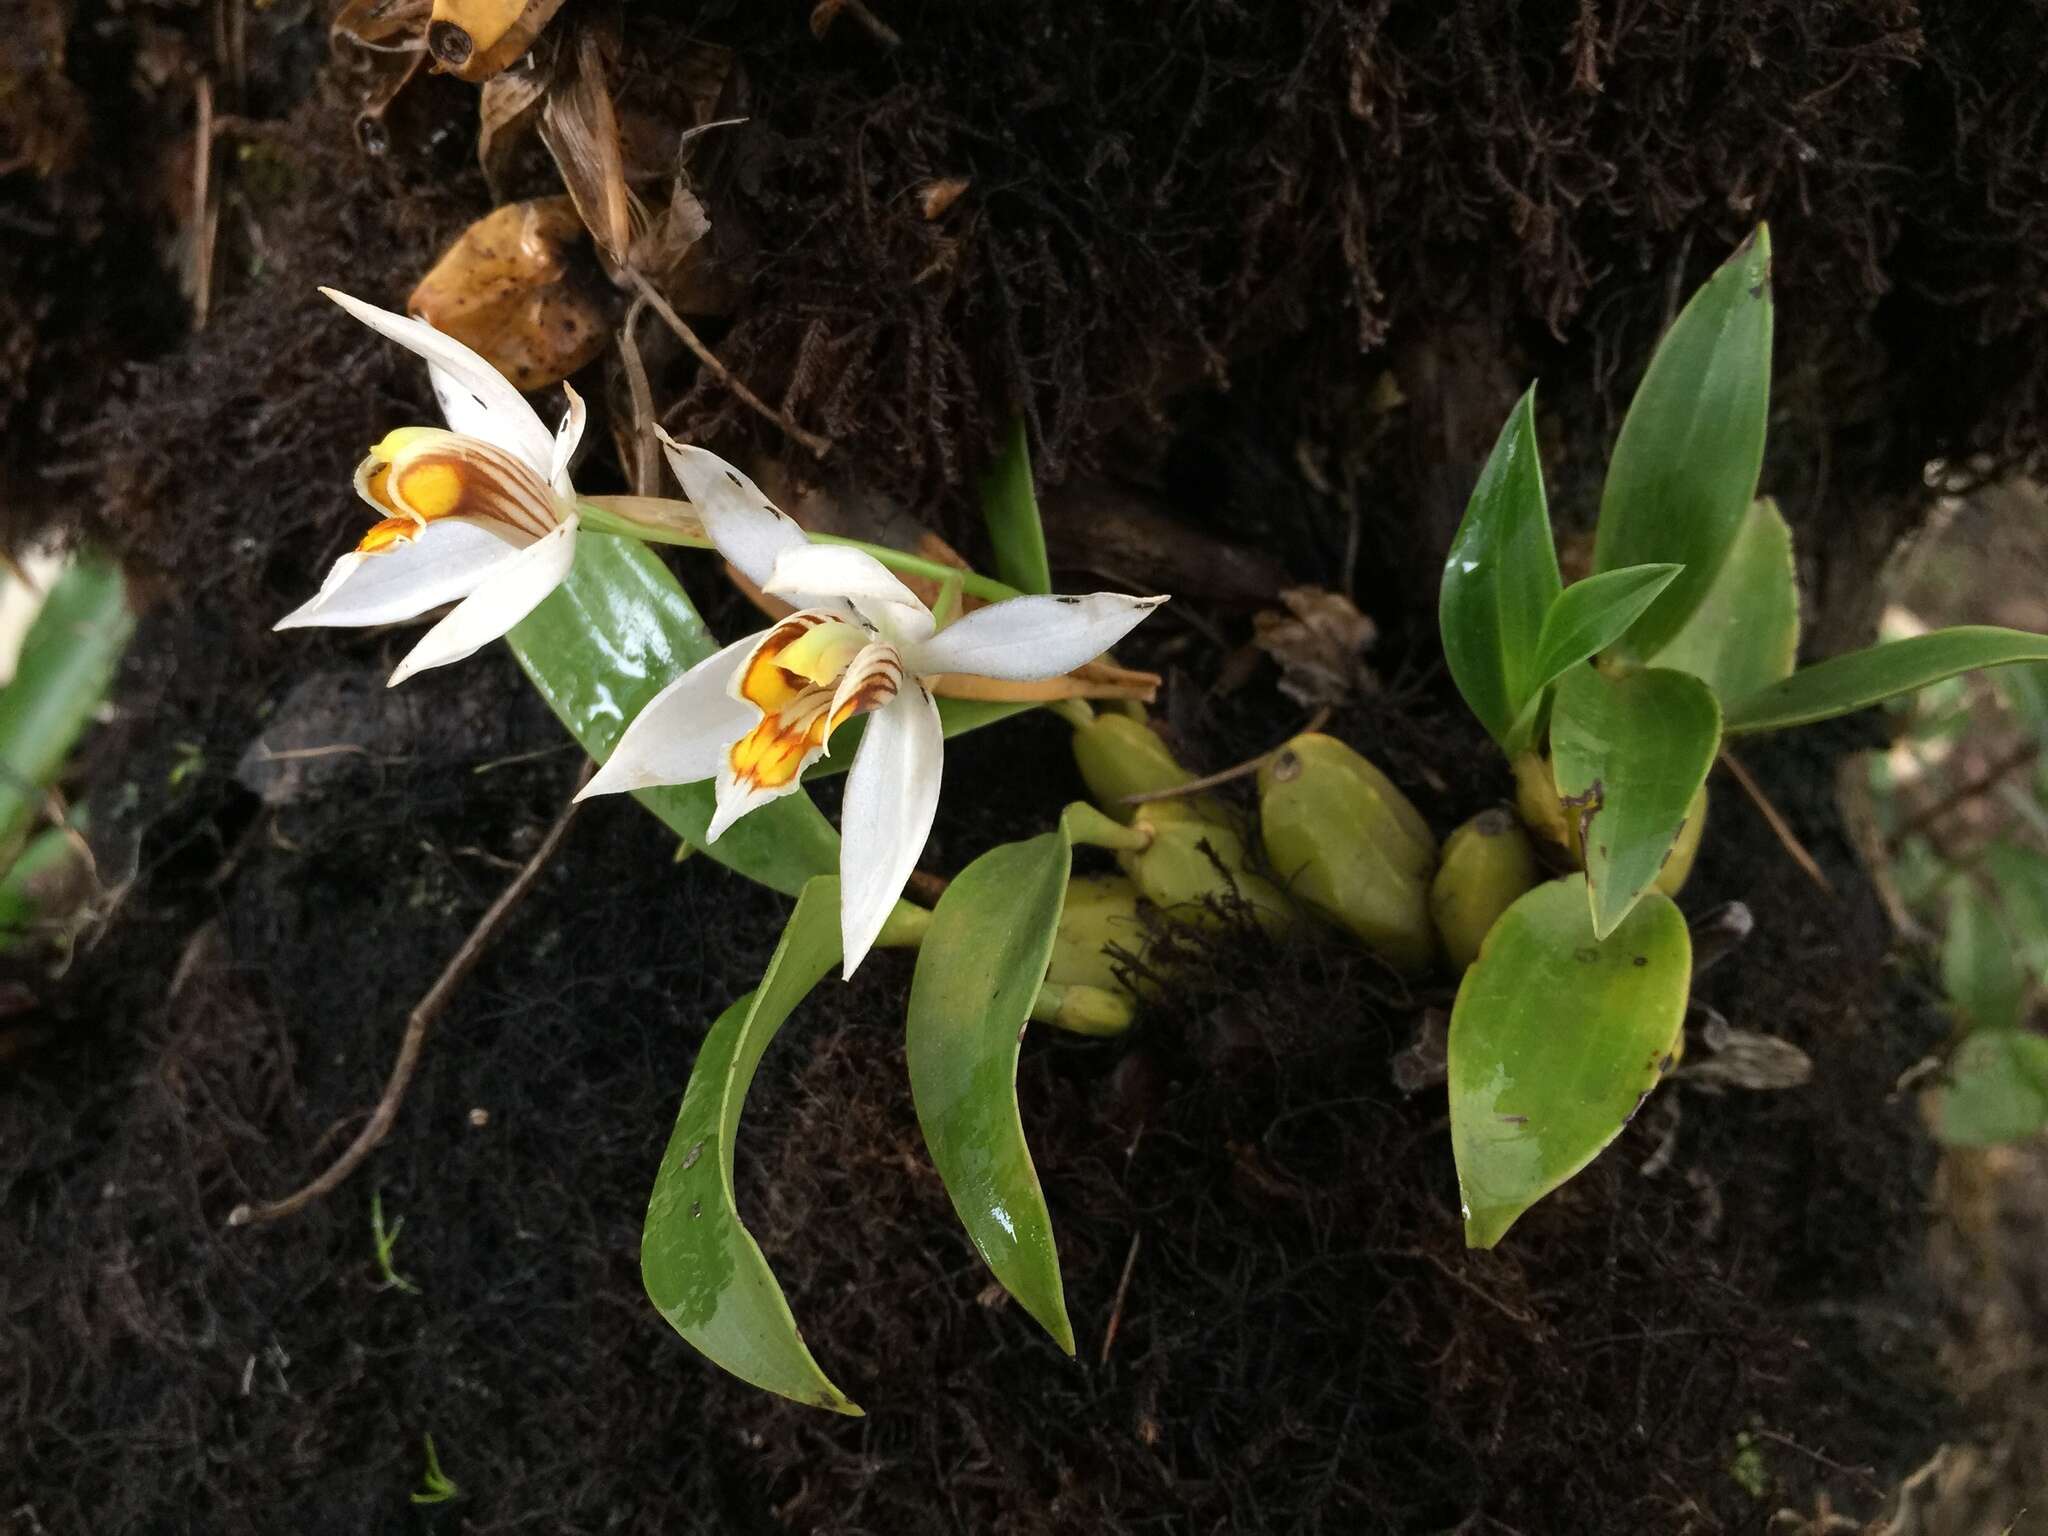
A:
[
  {"xmin": 274, "ymin": 288, "xmax": 585, "ymax": 686},
  {"xmin": 580, "ymin": 436, "xmax": 1168, "ymax": 977}
]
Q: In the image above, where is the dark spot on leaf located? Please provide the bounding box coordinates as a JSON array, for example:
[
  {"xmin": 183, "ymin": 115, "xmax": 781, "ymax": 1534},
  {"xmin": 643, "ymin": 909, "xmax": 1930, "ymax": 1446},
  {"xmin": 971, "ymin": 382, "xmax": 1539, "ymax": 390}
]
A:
[
  {"xmin": 1574, "ymin": 946, "xmax": 1600, "ymax": 963},
  {"xmin": 724, "ymin": 470, "xmax": 743, "ymax": 487},
  {"xmin": 1497, "ymin": 1113, "xmax": 1529, "ymax": 1126},
  {"xmin": 1632, "ymin": 955, "xmax": 1648, "ymax": 967},
  {"xmin": 689, "ymin": 1198, "xmax": 702, "ymax": 1219}
]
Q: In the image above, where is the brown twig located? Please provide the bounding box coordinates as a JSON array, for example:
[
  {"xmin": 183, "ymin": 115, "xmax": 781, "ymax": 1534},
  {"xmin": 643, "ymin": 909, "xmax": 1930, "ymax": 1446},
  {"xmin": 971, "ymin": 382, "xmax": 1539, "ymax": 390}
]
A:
[
  {"xmin": 227, "ymin": 764, "xmax": 591, "ymax": 1228},
  {"xmin": 1886, "ymin": 739, "xmax": 2042, "ymax": 852},
  {"xmin": 1717, "ymin": 750, "xmax": 1833, "ymax": 895},
  {"xmin": 811, "ymin": 0, "xmax": 902, "ymax": 46},
  {"xmin": 616, "ymin": 294, "xmax": 661, "ymax": 496},
  {"xmin": 1099, "ymin": 1231, "xmax": 1141, "ymax": 1365},
  {"xmin": 1119, "ymin": 706, "xmax": 1331, "ymax": 808},
  {"xmin": 191, "ymin": 77, "xmax": 217, "ymax": 329},
  {"xmin": 625, "ymin": 267, "xmax": 833, "ymax": 459}
]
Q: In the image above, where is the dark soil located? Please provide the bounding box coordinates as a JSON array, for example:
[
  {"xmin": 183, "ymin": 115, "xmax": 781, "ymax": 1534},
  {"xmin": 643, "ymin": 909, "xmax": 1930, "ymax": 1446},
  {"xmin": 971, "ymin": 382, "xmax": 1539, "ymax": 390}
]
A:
[{"xmin": 0, "ymin": 1, "xmax": 2021, "ymax": 1531}]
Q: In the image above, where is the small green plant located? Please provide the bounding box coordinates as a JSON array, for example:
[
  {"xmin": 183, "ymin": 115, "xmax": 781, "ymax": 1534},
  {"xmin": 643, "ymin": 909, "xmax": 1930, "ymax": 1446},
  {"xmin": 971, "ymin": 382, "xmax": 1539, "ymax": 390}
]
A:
[
  {"xmin": 0, "ymin": 551, "xmax": 132, "ymax": 960},
  {"xmin": 1437, "ymin": 227, "xmax": 2048, "ymax": 1244},
  {"xmin": 370, "ymin": 1189, "xmax": 419, "ymax": 1295},
  {"xmin": 1869, "ymin": 661, "xmax": 2048, "ymax": 1145},
  {"xmin": 410, "ymin": 1434, "xmax": 458, "ymax": 1505}
]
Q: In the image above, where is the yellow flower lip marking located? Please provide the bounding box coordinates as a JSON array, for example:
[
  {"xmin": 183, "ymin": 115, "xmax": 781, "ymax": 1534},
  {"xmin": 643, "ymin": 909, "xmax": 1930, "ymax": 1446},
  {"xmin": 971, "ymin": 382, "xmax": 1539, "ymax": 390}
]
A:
[
  {"xmin": 349, "ymin": 427, "xmax": 563, "ymax": 555},
  {"xmin": 774, "ymin": 620, "xmax": 867, "ymax": 686},
  {"xmin": 727, "ymin": 617, "xmax": 895, "ymax": 792}
]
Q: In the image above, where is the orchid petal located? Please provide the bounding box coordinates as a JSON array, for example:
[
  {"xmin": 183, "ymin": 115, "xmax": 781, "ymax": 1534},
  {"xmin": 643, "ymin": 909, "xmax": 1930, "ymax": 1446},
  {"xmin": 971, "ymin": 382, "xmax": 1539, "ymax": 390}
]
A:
[
  {"xmin": 549, "ymin": 382, "xmax": 586, "ymax": 497},
  {"xmin": 274, "ymin": 518, "xmax": 526, "ymax": 630},
  {"xmin": 763, "ymin": 544, "xmax": 935, "ymax": 644},
  {"xmin": 322, "ymin": 287, "xmax": 555, "ymax": 477},
  {"xmin": 578, "ymin": 634, "xmax": 762, "ymax": 800},
  {"xmin": 910, "ymin": 592, "xmax": 1168, "ymax": 681},
  {"xmin": 825, "ymin": 641, "xmax": 905, "ymax": 747},
  {"xmin": 837, "ymin": 683, "xmax": 944, "ymax": 977},
  {"xmin": 387, "ymin": 520, "xmax": 579, "ymax": 686},
  {"xmin": 656, "ymin": 431, "xmax": 808, "ymax": 590}
]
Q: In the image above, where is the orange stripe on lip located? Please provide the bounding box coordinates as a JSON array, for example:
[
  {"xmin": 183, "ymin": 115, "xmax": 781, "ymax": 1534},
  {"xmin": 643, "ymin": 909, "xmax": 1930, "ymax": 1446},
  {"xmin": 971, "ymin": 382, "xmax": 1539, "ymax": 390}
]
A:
[{"xmin": 728, "ymin": 698, "xmax": 833, "ymax": 791}]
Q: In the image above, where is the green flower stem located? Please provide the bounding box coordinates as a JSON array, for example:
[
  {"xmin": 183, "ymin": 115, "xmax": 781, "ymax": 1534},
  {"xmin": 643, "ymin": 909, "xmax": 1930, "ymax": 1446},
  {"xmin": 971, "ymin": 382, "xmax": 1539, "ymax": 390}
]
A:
[
  {"xmin": 575, "ymin": 501, "xmax": 1025, "ymax": 606},
  {"xmin": 1060, "ymin": 800, "xmax": 1152, "ymax": 852},
  {"xmin": 808, "ymin": 534, "xmax": 1023, "ymax": 604}
]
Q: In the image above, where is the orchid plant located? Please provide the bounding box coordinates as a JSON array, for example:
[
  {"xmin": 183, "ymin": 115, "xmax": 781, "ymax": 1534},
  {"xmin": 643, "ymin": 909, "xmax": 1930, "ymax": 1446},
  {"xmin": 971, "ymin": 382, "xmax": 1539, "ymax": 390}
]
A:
[
  {"xmin": 1437, "ymin": 226, "xmax": 2048, "ymax": 1249},
  {"xmin": 277, "ymin": 290, "xmax": 1167, "ymax": 1411}
]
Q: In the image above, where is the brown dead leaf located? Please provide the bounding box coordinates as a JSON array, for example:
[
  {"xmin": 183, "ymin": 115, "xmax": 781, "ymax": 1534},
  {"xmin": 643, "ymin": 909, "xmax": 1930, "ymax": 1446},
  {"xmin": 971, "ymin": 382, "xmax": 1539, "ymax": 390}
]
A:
[
  {"xmin": 477, "ymin": 51, "xmax": 553, "ymax": 196},
  {"xmin": 1252, "ymin": 586, "xmax": 1379, "ymax": 708},
  {"xmin": 919, "ymin": 177, "xmax": 971, "ymax": 220},
  {"xmin": 331, "ymin": 0, "xmax": 430, "ymax": 155},
  {"xmin": 539, "ymin": 31, "xmax": 635, "ymax": 265},
  {"xmin": 407, "ymin": 197, "xmax": 609, "ymax": 390}
]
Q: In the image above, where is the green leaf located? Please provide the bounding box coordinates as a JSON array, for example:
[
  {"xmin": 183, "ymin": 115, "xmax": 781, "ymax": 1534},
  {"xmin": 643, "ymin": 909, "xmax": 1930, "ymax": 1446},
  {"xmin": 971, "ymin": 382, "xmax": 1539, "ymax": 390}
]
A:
[
  {"xmin": 1943, "ymin": 885, "xmax": 2026, "ymax": 1034},
  {"xmin": 1984, "ymin": 842, "xmax": 2048, "ymax": 986},
  {"xmin": 1936, "ymin": 1029, "xmax": 2048, "ymax": 1147},
  {"xmin": 1448, "ymin": 874, "xmax": 1691, "ymax": 1247},
  {"xmin": 1551, "ymin": 665, "xmax": 1722, "ymax": 938},
  {"xmin": 979, "ymin": 416, "xmax": 1053, "ymax": 596},
  {"xmin": 0, "ymin": 552, "xmax": 132, "ymax": 857},
  {"xmin": 1722, "ymin": 627, "xmax": 2048, "ymax": 736},
  {"xmin": 507, "ymin": 532, "xmax": 840, "ymax": 897},
  {"xmin": 906, "ymin": 827, "xmax": 1077, "ymax": 1354},
  {"xmin": 1508, "ymin": 564, "xmax": 1683, "ymax": 749},
  {"xmin": 1594, "ymin": 227, "xmax": 1774, "ymax": 659},
  {"xmin": 1441, "ymin": 387, "xmax": 1562, "ymax": 746},
  {"xmin": 1647, "ymin": 497, "xmax": 1799, "ymax": 702},
  {"xmin": 641, "ymin": 876, "xmax": 862, "ymax": 1414}
]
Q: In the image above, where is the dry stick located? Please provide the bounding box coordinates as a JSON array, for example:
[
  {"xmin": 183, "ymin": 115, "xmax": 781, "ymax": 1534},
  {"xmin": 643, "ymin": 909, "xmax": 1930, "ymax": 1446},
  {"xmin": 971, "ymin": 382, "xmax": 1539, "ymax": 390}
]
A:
[
  {"xmin": 616, "ymin": 294, "xmax": 661, "ymax": 497},
  {"xmin": 192, "ymin": 76, "xmax": 216, "ymax": 328},
  {"xmin": 1119, "ymin": 706, "xmax": 1332, "ymax": 808},
  {"xmin": 625, "ymin": 267, "xmax": 833, "ymax": 460},
  {"xmin": 1886, "ymin": 739, "xmax": 2043, "ymax": 852},
  {"xmin": 819, "ymin": 0, "xmax": 901, "ymax": 47},
  {"xmin": 1099, "ymin": 1231, "xmax": 1142, "ymax": 1366},
  {"xmin": 1717, "ymin": 749, "xmax": 1833, "ymax": 895},
  {"xmin": 227, "ymin": 765, "xmax": 591, "ymax": 1228}
]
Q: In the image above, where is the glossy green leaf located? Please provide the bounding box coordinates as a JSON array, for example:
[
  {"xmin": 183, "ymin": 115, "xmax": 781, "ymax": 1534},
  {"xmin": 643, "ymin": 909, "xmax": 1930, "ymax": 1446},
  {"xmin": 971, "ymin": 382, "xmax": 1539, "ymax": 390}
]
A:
[
  {"xmin": 0, "ymin": 552, "xmax": 132, "ymax": 857},
  {"xmin": 1440, "ymin": 387, "xmax": 1561, "ymax": 747},
  {"xmin": 980, "ymin": 416, "xmax": 1053, "ymax": 596},
  {"xmin": 1722, "ymin": 626, "xmax": 2048, "ymax": 736},
  {"xmin": 906, "ymin": 826, "xmax": 1077, "ymax": 1354},
  {"xmin": 1984, "ymin": 842, "xmax": 2048, "ymax": 986},
  {"xmin": 1551, "ymin": 665, "xmax": 1721, "ymax": 938},
  {"xmin": 1936, "ymin": 1029, "xmax": 2048, "ymax": 1148},
  {"xmin": 1595, "ymin": 227, "xmax": 1774, "ymax": 660},
  {"xmin": 1943, "ymin": 885, "xmax": 2026, "ymax": 1034},
  {"xmin": 1507, "ymin": 564, "xmax": 1683, "ymax": 750},
  {"xmin": 1448, "ymin": 874, "xmax": 1691, "ymax": 1247},
  {"xmin": 1647, "ymin": 497, "xmax": 1799, "ymax": 702},
  {"xmin": 641, "ymin": 876, "xmax": 861, "ymax": 1414},
  {"xmin": 507, "ymin": 531, "xmax": 840, "ymax": 896}
]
